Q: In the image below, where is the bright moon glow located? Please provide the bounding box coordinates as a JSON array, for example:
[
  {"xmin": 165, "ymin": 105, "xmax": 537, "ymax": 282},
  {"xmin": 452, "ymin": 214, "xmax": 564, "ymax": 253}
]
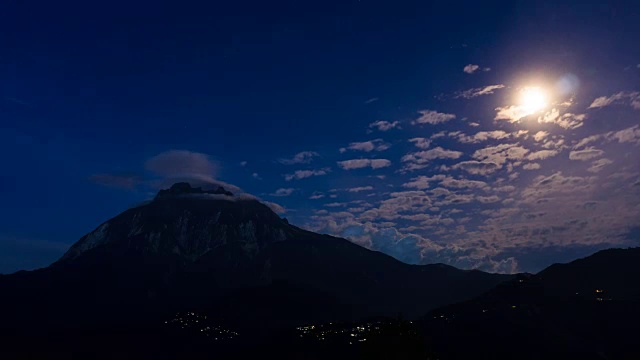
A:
[{"xmin": 519, "ymin": 87, "xmax": 547, "ymax": 114}]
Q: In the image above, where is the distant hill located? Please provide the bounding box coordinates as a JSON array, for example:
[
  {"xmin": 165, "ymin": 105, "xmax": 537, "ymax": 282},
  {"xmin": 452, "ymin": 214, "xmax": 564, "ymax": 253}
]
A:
[{"xmin": 420, "ymin": 247, "xmax": 640, "ymax": 359}]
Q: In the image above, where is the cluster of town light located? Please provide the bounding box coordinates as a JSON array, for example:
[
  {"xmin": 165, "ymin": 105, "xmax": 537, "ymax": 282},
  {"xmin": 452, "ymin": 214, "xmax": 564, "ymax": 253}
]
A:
[
  {"xmin": 296, "ymin": 321, "xmax": 406, "ymax": 345},
  {"xmin": 166, "ymin": 312, "xmax": 239, "ymax": 341}
]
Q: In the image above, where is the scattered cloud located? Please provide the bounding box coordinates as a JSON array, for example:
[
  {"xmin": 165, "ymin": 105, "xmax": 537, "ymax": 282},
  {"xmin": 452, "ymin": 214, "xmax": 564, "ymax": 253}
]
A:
[
  {"xmin": 569, "ymin": 148, "xmax": 604, "ymax": 161},
  {"xmin": 347, "ymin": 186, "xmax": 374, "ymax": 193},
  {"xmin": 588, "ymin": 158, "xmax": 613, "ymax": 173},
  {"xmin": 369, "ymin": 120, "xmax": 400, "ymax": 131},
  {"xmin": 412, "ymin": 110, "xmax": 456, "ymax": 125},
  {"xmin": 340, "ymin": 139, "xmax": 390, "ymax": 153},
  {"xmin": 451, "ymin": 161, "xmax": 501, "ymax": 175},
  {"xmin": 463, "ymin": 64, "xmax": 479, "ymax": 74},
  {"xmin": 338, "ymin": 159, "xmax": 392, "ymax": 170},
  {"xmin": 589, "ymin": 91, "xmax": 640, "ymax": 110},
  {"xmin": 270, "ymin": 188, "xmax": 296, "ymax": 197},
  {"xmin": 455, "ymin": 84, "xmax": 505, "ymax": 99},
  {"xmin": 284, "ymin": 167, "xmax": 331, "ymax": 181},
  {"xmin": 452, "ymin": 130, "xmax": 510, "ymax": 143},
  {"xmin": 539, "ymin": 112, "xmax": 586, "ymax": 129},
  {"xmin": 279, "ymin": 151, "xmax": 320, "ymax": 165},
  {"xmin": 523, "ymin": 163, "xmax": 541, "ymax": 170},
  {"xmin": 408, "ymin": 137, "xmax": 431, "ymax": 149},
  {"xmin": 364, "ymin": 97, "xmax": 379, "ymax": 104},
  {"xmin": 145, "ymin": 150, "xmax": 219, "ymax": 183},
  {"xmin": 401, "ymin": 147, "xmax": 464, "ymax": 172},
  {"xmin": 533, "ymin": 131, "xmax": 549, "ymax": 142},
  {"xmin": 309, "ymin": 192, "xmax": 325, "ymax": 199},
  {"xmin": 527, "ymin": 150, "xmax": 559, "ymax": 161}
]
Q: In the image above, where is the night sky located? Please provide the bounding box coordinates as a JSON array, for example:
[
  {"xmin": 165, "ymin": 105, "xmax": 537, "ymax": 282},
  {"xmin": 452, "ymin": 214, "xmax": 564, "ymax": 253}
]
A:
[{"xmin": 1, "ymin": 1, "xmax": 639, "ymax": 274}]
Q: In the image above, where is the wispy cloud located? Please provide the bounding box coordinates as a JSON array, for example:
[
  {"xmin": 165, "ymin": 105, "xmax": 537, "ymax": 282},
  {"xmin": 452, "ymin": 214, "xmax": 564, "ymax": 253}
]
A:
[
  {"xmin": 411, "ymin": 110, "xmax": 456, "ymax": 125},
  {"xmin": 347, "ymin": 186, "xmax": 374, "ymax": 193},
  {"xmin": 408, "ymin": 138, "xmax": 431, "ymax": 149},
  {"xmin": 589, "ymin": 91, "xmax": 640, "ymax": 110},
  {"xmin": 279, "ymin": 151, "xmax": 320, "ymax": 165},
  {"xmin": 284, "ymin": 167, "xmax": 331, "ymax": 181},
  {"xmin": 463, "ymin": 64, "xmax": 479, "ymax": 74},
  {"xmin": 340, "ymin": 139, "xmax": 390, "ymax": 153},
  {"xmin": 569, "ymin": 148, "xmax": 604, "ymax": 161},
  {"xmin": 145, "ymin": 150, "xmax": 219, "ymax": 183},
  {"xmin": 455, "ymin": 84, "xmax": 505, "ymax": 99},
  {"xmin": 89, "ymin": 173, "xmax": 142, "ymax": 190},
  {"xmin": 337, "ymin": 159, "xmax": 391, "ymax": 170},
  {"xmin": 270, "ymin": 188, "xmax": 296, "ymax": 196},
  {"xmin": 368, "ymin": 120, "xmax": 400, "ymax": 131}
]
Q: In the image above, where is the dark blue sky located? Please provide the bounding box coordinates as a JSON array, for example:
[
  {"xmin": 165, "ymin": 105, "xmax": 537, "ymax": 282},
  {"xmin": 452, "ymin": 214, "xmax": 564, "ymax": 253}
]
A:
[{"xmin": 1, "ymin": 0, "xmax": 639, "ymax": 273}]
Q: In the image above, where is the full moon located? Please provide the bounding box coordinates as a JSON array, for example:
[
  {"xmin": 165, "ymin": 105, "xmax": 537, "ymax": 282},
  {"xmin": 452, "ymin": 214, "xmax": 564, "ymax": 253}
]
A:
[{"xmin": 519, "ymin": 87, "xmax": 547, "ymax": 113}]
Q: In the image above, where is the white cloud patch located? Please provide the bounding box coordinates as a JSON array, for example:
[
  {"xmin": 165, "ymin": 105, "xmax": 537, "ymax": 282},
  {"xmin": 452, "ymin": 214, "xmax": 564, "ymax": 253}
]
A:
[
  {"xmin": 588, "ymin": 158, "xmax": 613, "ymax": 173},
  {"xmin": 400, "ymin": 147, "xmax": 464, "ymax": 172},
  {"xmin": 455, "ymin": 84, "xmax": 505, "ymax": 99},
  {"xmin": 309, "ymin": 192, "xmax": 325, "ymax": 199},
  {"xmin": 453, "ymin": 130, "xmax": 510, "ymax": 143},
  {"xmin": 347, "ymin": 186, "xmax": 374, "ymax": 193},
  {"xmin": 533, "ymin": 131, "xmax": 549, "ymax": 142},
  {"xmin": 569, "ymin": 148, "xmax": 604, "ymax": 161},
  {"xmin": 408, "ymin": 137, "xmax": 432, "ymax": 149},
  {"xmin": 279, "ymin": 151, "xmax": 320, "ymax": 165},
  {"xmin": 270, "ymin": 188, "xmax": 296, "ymax": 197},
  {"xmin": 589, "ymin": 91, "xmax": 640, "ymax": 110},
  {"xmin": 527, "ymin": 150, "xmax": 559, "ymax": 161},
  {"xmin": 606, "ymin": 124, "xmax": 640, "ymax": 144},
  {"xmin": 284, "ymin": 167, "xmax": 331, "ymax": 181},
  {"xmin": 337, "ymin": 159, "xmax": 392, "ymax": 170},
  {"xmin": 412, "ymin": 110, "xmax": 456, "ymax": 125},
  {"xmin": 463, "ymin": 64, "xmax": 480, "ymax": 74},
  {"xmin": 369, "ymin": 120, "xmax": 400, "ymax": 131},
  {"xmin": 451, "ymin": 161, "xmax": 501, "ymax": 175},
  {"xmin": 522, "ymin": 163, "xmax": 541, "ymax": 170},
  {"xmin": 340, "ymin": 139, "xmax": 390, "ymax": 153},
  {"xmin": 145, "ymin": 150, "xmax": 219, "ymax": 183}
]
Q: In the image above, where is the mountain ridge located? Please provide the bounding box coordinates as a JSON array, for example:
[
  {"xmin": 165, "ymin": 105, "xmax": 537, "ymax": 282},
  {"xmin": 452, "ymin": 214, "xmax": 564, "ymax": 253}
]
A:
[{"xmin": 0, "ymin": 182, "xmax": 513, "ymax": 335}]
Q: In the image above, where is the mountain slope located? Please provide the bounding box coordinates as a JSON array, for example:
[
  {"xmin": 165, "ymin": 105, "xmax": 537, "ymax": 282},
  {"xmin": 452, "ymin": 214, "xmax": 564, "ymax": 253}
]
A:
[{"xmin": 0, "ymin": 183, "xmax": 512, "ymax": 336}]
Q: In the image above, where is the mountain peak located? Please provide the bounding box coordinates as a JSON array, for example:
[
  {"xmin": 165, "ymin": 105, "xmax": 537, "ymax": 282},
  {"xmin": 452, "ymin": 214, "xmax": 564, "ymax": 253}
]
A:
[{"xmin": 155, "ymin": 182, "xmax": 234, "ymax": 200}]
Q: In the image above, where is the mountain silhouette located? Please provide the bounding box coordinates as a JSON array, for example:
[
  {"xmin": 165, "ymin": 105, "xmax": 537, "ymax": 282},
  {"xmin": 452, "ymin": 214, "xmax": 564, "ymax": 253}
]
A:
[{"xmin": 0, "ymin": 183, "xmax": 511, "ymax": 338}]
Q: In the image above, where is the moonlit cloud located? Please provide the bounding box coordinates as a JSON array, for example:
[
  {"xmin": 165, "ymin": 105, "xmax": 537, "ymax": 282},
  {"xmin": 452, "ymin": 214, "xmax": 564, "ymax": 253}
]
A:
[
  {"xmin": 284, "ymin": 167, "xmax": 331, "ymax": 181},
  {"xmin": 463, "ymin": 64, "xmax": 480, "ymax": 74},
  {"xmin": 145, "ymin": 150, "xmax": 219, "ymax": 183},
  {"xmin": 369, "ymin": 120, "xmax": 400, "ymax": 131},
  {"xmin": 309, "ymin": 191, "xmax": 325, "ymax": 199},
  {"xmin": 340, "ymin": 139, "xmax": 390, "ymax": 153},
  {"xmin": 455, "ymin": 84, "xmax": 505, "ymax": 99},
  {"xmin": 589, "ymin": 91, "xmax": 640, "ymax": 109},
  {"xmin": 290, "ymin": 79, "xmax": 639, "ymax": 273},
  {"xmin": 279, "ymin": 151, "xmax": 320, "ymax": 165},
  {"xmin": 569, "ymin": 148, "xmax": 604, "ymax": 161},
  {"xmin": 337, "ymin": 159, "xmax": 392, "ymax": 170},
  {"xmin": 270, "ymin": 188, "xmax": 296, "ymax": 196},
  {"xmin": 412, "ymin": 110, "xmax": 456, "ymax": 125},
  {"xmin": 452, "ymin": 130, "xmax": 510, "ymax": 143},
  {"xmin": 408, "ymin": 137, "xmax": 432, "ymax": 149},
  {"xmin": 347, "ymin": 186, "xmax": 374, "ymax": 193}
]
